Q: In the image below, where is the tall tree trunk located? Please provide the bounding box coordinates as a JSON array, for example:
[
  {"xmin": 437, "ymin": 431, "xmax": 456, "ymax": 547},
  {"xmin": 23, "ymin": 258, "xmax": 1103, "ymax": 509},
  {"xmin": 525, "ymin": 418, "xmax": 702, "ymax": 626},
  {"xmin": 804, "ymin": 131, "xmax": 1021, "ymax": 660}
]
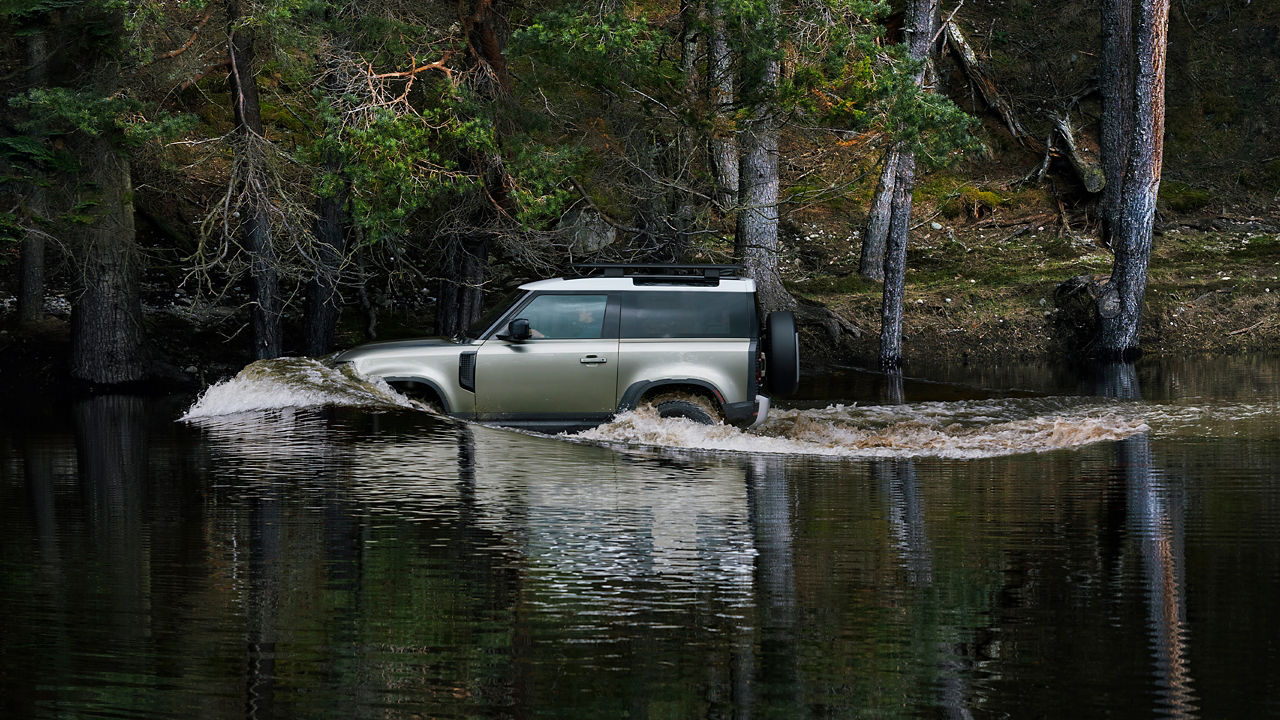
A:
[
  {"xmin": 18, "ymin": 29, "xmax": 50, "ymax": 330},
  {"xmin": 1097, "ymin": 0, "xmax": 1169, "ymax": 358},
  {"xmin": 228, "ymin": 0, "xmax": 282, "ymax": 359},
  {"xmin": 1100, "ymin": 0, "xmax": 1135, "ymax": 242},
  {"xmin": 878, "ymin": 150, "xmax": 916, "ymax": 368},
  {"xmin": 435, "ymin": 235, "xmax": 488, "ymax": 337},
  {"xmin": 431, "ymin": 0, "xmax": 513, "ymax": 338},
  {"xmin": 303, "ymin": 176, "xmax": 346, "ymax": 355},
  {"xmin": 70, "ymin": 135, "xmax": 147, "ymax": 385},
  {"xmin": 878, "ymin": 0, "xmax": 936, "ymax": 368},
  {"xmin": 707, "ymin": 0, "xmax": 738, "ymax": 213},
  {"xmin": 859, "ymin": 146, "xmax": 898, "ymax": 281},
  {"xmin": 735, "ymin": 0, "xmax": 794, "ymax": 313}
]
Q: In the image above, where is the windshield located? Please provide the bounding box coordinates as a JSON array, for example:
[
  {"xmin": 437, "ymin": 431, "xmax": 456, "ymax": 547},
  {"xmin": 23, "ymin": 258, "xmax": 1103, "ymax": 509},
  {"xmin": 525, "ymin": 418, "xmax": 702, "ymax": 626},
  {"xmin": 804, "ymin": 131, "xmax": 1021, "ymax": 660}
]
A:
[{"xmin": 467, "ymin": 288, "xmax": 527, "ymax": 340}]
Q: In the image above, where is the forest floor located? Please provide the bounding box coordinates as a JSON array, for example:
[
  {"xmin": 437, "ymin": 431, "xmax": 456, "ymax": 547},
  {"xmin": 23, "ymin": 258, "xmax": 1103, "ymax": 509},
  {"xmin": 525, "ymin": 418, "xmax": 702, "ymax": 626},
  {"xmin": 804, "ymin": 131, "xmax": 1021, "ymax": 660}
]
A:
[{"xmin": 783, "ymin": 199, "xmax": 1280, "ymax": 369}]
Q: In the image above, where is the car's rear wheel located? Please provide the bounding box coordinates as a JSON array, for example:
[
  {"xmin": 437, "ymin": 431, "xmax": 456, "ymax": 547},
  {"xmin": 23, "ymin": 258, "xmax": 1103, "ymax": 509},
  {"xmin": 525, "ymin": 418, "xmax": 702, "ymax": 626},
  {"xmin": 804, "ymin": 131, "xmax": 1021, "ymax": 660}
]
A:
[
  {"xmin": 764, "ymin": 311, "xmax": 800, "ymax": 396},
  {"xmin": 644, "ymin": 392, "xmax": 722, "ymax": 425}
]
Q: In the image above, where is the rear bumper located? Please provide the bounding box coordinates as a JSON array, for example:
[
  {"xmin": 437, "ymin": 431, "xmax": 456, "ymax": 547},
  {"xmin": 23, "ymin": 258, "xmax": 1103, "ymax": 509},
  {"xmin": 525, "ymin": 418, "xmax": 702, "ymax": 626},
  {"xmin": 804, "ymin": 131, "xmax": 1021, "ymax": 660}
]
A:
[{"xmin": 725, "ymin": 394, "xmax": 771, "ymax": 429}]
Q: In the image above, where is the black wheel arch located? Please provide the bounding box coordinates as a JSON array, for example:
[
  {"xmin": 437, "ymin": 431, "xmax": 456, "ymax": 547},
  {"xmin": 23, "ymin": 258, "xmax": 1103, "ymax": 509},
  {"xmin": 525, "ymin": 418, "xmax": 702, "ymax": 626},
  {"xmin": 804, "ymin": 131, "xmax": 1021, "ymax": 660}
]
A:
[
  {"xmin": 385, "ymin": 377, "xmax": 450, "ymax": 412},
  {"xmin": 618, "ymin": 379, "xmax": 725, "ymax": 413}
]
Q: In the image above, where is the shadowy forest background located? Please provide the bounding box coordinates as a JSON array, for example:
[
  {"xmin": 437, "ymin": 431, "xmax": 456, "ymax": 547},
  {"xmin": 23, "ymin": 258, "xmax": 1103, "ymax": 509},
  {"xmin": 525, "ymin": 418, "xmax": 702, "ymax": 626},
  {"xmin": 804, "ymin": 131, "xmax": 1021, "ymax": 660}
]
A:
[{"xmin": 2, "ymin": 0, "xmax": 1278, "ymax": 388}]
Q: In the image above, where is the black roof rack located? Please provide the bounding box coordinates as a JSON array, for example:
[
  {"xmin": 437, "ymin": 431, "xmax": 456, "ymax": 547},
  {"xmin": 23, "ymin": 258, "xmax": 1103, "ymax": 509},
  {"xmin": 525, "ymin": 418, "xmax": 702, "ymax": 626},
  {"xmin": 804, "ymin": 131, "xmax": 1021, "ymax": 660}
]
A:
[{"xmin": 574, "ymin": 263, "xmax": 744, "ymax": 281}]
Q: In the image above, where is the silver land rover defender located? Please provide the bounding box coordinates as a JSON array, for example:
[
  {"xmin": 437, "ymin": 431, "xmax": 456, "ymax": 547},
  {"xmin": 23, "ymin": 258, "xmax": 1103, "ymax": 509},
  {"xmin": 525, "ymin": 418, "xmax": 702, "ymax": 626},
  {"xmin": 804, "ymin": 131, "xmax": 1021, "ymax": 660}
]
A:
[{"xmin": 335, "ymin": 264, "xmax": 799, "ymax": 432}]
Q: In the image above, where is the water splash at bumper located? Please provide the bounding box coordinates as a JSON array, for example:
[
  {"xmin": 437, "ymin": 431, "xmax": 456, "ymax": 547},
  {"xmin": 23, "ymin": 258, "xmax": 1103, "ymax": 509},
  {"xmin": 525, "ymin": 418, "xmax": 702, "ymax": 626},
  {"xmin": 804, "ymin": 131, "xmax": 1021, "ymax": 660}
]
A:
[{"xmin": 180, "ymin": 357, "xmax": 416, "ymax": 421}]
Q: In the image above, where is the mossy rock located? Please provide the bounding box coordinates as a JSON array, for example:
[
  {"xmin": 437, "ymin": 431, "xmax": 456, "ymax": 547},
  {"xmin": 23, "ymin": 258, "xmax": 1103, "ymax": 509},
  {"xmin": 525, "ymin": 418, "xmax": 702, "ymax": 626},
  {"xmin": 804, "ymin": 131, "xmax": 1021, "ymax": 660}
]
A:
[
  {"xmin": 1159, "ymin": 181, "xmax": 1215, "ymax": 214},
  {"xmin": 938, "ymin": 186, "xmax": 1006, "ymax": 219}
]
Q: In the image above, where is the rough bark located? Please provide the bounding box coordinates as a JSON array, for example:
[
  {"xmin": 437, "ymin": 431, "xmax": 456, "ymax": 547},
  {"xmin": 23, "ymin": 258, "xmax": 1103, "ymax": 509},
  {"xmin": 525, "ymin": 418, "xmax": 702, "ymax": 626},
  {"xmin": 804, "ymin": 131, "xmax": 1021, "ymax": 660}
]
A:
[
  {"xmin": 734, "ymin": 0, "xmax": 795, "ymax": 313},
  {"xmin": 1052, "ymin": 114, "xmax": 1106, "ymax": 194},
  {"xmin": 69, "ymin": 135, "xmax": 148, "ymax": 385},
  {"xmin": 707, "ymin": 0, "xmax": 738, "ymax": 213},
  {"xmin": 1097, "ymin": 0, "xmax": 1169, "ymax": 359},
  {"xmin": 878, "ymin": 149, "xmax": 916, "ymax": 368},
  {"xmin": 1100, "ymin": 0, "xmax": 1136, "ymax": 242},
  {"xmin": 303, "ymin": 179, "xmax": 347, "ymax": 355},
  {"xmin": 878, "ymin": 0, "xmax": 936, "ymax": 368},
  {"xmin": 228, "ymin": 0, "xmax": 282, "ymax": 359},
  {"xmin": 859, "ymin": 147, "xmax": 898, "ymax": 281},
  {"xmin": 435, "ymin": 235, "xmax": 488, "ymax": 338},
  {"xmin": 461, "ymin": 0, "xmax": 512, "ymax": 93},
  {"xmin": 17, "ymin": 29, "xmax": 50, "ymax": 329}
]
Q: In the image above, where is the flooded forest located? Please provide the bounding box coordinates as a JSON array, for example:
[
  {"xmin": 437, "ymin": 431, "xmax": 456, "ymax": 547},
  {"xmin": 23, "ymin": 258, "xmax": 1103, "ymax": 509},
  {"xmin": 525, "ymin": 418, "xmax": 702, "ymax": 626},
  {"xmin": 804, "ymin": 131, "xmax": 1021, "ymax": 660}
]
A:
[
  {"xmin": 1, "ymin": 0, "xmax": 1277, "ymax": 381},
  {"xmin": 2, "ymin": 2, "xmax": 1279, "ymax": 718}
]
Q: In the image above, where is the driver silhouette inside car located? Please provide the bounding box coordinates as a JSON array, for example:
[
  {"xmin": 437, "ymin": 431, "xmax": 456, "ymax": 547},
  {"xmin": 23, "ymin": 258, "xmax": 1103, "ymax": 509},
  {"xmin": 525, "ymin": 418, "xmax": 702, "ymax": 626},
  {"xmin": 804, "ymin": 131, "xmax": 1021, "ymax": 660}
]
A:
[{"xmin": 530, "ymin": 308, "xmax": 600, "ymax": 339}]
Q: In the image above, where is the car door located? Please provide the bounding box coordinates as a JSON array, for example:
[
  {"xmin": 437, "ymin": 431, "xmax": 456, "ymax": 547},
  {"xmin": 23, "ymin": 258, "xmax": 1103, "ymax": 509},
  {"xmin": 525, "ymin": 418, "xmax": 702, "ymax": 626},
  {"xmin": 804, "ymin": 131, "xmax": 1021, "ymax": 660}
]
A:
[{"xmin": 475, "ymin": 293, "xmax": 619, "ymax": 422}]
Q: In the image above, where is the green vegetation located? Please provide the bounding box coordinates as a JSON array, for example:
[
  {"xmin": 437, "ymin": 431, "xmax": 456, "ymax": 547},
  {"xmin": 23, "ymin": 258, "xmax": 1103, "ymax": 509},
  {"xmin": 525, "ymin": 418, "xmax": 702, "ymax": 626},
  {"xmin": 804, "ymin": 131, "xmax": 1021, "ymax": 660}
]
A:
[{"xmin": 0, "ymin": 0, "xmax": 1276, "ymax": 380}]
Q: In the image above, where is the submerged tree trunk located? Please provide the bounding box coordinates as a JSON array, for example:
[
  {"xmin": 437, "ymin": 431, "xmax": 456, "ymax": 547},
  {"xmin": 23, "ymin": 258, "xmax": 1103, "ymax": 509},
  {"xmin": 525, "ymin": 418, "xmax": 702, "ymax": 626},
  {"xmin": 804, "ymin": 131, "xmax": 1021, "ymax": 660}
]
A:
[
  {"xmin": 1097, "ymin": 0, "xmax": 1169, "ymax": 358},
  {"xmin": 303, "ymin": 178, "xmax": 346, "ymax": 355},
  {"xmin": 859, "ymin": 146, "xmax": 898, "ymax": 281},
  {"xmin": 1099, "ymin": 0, "xmax": 1136, "ymax": 243},
  {"xmin": 707, "ymin": 0, "xmax": 738, "ymax": 213},
  {"xmin": 18, "ymin": 29, "xmax": 50, "ymax": 330},
  {"xmin": 877, "ymin": 0, "xmax": 936, "ymax": 368},
  {"xmin": 435, "ymin": 235, "xmax": 488, "ymax": 338},
  {"xmin": 228, "ymin": 0, "xmax": 282, "ymax": 359},
  {"xmin": 70, "ymin": 136, "xmax": 147, "ymax": 385},
  {"xmin": 878, "ymin": 150, "xmax": 916, "ymax": 368}
]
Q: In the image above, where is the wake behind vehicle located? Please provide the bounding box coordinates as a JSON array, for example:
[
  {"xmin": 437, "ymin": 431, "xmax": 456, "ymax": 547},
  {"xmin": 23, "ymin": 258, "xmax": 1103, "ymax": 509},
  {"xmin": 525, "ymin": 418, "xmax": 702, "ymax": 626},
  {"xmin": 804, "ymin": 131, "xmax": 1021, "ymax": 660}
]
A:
[{"xmin": 334, "ymin": 264, "xmax": 799, "ymax": 432}]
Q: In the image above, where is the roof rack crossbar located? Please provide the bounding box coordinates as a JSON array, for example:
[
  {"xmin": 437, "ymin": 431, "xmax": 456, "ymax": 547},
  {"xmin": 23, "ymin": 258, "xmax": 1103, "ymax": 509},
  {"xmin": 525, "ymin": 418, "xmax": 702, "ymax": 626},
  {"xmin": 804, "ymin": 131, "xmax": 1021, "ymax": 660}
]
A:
[{"xmin": 574, "ymin": 263, "xmax": 744, "ymax": 279}]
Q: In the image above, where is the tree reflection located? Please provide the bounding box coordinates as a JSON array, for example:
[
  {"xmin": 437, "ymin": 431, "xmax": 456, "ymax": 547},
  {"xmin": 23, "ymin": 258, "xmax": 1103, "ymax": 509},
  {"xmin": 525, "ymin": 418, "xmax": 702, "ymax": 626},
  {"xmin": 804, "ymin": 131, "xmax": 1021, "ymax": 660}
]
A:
[
  {"xmin": 1098, "ymin": 362, "xmax": 1196, "ymax": 718},
  {"xmin": 73, "ymin": 395, "xmax": 150, "ymax": 648},
  {"xmin": 874, "ymin": 370, "xmax": 972, "ymax": 719},
  {"xmin": 744, "ymin": 454, "xmax": 799, "ymax": 717}
]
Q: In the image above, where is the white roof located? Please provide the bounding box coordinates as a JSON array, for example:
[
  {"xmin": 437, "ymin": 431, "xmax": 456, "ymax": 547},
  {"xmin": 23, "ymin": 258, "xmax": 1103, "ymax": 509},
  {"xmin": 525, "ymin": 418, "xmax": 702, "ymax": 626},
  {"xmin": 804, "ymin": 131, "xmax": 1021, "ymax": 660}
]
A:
[{"xmin": 520, "ymin": 276, "xmax": 756, "ymax": 293}]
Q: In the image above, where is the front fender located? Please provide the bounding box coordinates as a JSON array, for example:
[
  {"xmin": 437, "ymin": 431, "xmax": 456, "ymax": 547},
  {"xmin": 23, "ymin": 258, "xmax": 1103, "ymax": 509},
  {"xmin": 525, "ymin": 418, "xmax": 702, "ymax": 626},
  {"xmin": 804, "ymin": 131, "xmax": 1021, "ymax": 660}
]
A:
[{"xmin": 337, "ymin": 343, "xmax": 476, "ymax": 415}]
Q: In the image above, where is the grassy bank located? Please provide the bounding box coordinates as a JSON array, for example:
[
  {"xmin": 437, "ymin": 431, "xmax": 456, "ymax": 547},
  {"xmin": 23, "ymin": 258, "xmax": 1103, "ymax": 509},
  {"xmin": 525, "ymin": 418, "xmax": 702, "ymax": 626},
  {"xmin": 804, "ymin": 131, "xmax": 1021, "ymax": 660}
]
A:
[{"xmin": 790, "ymin": 211, "xmax": 1280, "ymax": 367}]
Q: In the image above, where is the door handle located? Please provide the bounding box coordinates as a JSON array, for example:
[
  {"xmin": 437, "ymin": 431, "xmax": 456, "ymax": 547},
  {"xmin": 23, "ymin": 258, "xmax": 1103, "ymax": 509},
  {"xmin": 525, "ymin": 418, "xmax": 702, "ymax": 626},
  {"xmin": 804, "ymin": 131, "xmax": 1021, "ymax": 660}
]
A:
[{"xmin": 579, "ymin": 355, "xmax": 608, "ymax": 364}]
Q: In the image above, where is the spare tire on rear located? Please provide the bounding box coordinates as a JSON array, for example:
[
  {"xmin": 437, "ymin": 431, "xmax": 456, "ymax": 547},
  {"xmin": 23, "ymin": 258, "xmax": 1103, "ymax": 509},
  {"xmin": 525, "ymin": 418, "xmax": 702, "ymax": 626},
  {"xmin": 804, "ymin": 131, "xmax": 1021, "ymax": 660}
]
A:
[{"xmin": 764, "ymin": 311, "xmax": 800, "ymax": 396}]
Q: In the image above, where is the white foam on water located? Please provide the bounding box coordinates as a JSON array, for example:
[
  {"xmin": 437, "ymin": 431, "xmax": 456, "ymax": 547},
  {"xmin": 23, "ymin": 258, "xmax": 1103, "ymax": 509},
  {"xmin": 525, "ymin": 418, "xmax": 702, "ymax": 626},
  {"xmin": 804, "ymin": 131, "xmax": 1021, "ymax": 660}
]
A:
[
  {"xmin": 180, "ymin": 357, "xmax": 417, "ymax": 422},
  {"xmin": 571, "ymin": 400, "xmax": 1152, "ymax": 460}
]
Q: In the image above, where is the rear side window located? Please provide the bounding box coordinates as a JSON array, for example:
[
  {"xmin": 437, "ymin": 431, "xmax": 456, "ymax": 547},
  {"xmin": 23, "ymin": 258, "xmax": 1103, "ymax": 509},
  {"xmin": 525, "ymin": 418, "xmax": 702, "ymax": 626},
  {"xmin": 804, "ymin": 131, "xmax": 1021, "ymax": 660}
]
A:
[{"xmin": 620, "ymin": 292, "xmax": 754, "ymax": 339}]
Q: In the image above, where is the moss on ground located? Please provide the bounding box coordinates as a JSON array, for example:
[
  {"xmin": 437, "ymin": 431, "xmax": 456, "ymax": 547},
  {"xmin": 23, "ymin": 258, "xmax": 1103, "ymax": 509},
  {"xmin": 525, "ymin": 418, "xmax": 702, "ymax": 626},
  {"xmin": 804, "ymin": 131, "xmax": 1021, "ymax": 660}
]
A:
[{"xmin": 793, "ymin": 214, "xmax": 1280, "ymax": 366}]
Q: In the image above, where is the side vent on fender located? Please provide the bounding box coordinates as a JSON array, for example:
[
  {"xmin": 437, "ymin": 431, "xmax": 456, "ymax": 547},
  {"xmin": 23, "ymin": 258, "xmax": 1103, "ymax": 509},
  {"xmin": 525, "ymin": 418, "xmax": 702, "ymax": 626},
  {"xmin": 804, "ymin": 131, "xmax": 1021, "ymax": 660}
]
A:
[{"xmin": 459, "ymin": 351, "xmax": 477, "ymax": 392}]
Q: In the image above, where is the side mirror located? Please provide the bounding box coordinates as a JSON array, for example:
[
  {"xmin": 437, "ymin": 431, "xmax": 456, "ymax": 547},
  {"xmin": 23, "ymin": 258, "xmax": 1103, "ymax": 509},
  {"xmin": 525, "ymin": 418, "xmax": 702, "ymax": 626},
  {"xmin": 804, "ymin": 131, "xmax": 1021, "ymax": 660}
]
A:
[{"xmin": 504, "ymin": 318, "xmax": 531, "ymax": 342}]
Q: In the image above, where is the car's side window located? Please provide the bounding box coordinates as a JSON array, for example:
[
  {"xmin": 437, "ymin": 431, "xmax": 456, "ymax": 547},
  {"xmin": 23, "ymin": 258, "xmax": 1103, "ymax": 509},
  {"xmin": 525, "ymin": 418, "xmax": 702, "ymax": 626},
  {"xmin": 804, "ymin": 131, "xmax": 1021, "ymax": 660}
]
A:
[
  {"xmin": 517, "ymin": 294, "xmax": 609, "ymax": 339},
  {"xmin": 620, "ymin": 292, "xmax": 753, "ymax": 339}
]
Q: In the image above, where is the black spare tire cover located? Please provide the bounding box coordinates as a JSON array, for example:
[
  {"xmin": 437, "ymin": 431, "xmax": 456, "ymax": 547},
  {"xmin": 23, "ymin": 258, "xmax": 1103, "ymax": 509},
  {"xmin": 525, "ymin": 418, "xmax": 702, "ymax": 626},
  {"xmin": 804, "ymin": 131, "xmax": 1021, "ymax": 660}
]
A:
[{"xmin": 764, "ymin": 311, "xmax": 799, "ymax": 396}]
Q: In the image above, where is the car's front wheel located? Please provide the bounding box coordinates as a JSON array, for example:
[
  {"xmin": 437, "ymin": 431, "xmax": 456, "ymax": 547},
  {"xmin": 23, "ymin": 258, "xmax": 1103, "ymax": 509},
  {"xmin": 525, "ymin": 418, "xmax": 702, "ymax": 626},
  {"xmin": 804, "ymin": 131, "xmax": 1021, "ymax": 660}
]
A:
[{"xmin": 644, "ymin": 392, "xmax": 722, "ymax": 425}]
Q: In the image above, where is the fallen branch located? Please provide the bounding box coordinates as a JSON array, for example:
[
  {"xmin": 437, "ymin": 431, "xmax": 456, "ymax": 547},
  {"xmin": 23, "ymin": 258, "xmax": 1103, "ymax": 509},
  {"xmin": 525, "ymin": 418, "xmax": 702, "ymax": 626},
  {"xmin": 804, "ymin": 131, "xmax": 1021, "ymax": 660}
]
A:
[
  {"xmin": 944, "ymin": 20, "xmax": 1040, "ymax": 151},
  {"xmin": 369, "ymin": 52, "xmax": 455, "ymax": 81},
  {"xmin": 1227, "ymin": 319, "xmax": 1266, "ymax": 336},
  {"xmin": 1050, "ymin": 114, "xmax": 1105, "ymax": 193},
  {"xmin": 147, "ymin": 7, "xmax": 215, "ymax": 66}
]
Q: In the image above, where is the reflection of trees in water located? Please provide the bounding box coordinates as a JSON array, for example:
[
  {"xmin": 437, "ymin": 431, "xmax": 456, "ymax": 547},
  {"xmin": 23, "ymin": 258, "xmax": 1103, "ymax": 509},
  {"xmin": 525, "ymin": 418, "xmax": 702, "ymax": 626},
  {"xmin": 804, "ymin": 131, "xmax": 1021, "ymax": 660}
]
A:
[
  {"xmin": 73, "ymin": 396, "xmax": 150, "ymax": 657},
  {"xmin": 1099, "ymin": 362, "xmax": 1197, "ymax": 718},
  {"xmin": 875, "ymin": 371, "xmax": 974, "ymax": 719},
  {"xmin": 743, "ymin": 454, "xmax": 798, "ymax": 716}
]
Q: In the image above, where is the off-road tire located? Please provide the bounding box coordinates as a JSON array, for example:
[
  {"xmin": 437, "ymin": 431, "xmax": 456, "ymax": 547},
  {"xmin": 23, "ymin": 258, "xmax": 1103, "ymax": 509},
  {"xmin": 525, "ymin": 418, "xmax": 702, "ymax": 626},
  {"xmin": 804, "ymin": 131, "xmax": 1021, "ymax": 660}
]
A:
[
  {"xmin": 644, "ymin": 392, "xmax": 722, "ymax": 425},
  {"xmin": 764, "ymin": 311, "xmax": 800, "ymax": 396}
]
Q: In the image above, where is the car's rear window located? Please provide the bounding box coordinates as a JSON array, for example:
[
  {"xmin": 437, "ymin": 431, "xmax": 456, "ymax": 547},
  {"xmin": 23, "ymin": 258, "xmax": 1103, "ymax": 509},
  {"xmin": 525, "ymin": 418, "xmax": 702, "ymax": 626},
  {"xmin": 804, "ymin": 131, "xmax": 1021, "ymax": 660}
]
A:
[{"xmin": 620, "ymin": 291, "xmax": 755, "ymax": 339}]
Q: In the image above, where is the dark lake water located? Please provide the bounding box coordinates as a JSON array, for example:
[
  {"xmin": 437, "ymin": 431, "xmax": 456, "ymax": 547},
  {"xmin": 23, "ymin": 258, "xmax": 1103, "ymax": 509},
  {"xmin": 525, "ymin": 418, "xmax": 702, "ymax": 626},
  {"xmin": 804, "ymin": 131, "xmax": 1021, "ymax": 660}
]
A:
[{"xmin": 2, "ymin": 356, "xmax": 1278, "ymax": 718}]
